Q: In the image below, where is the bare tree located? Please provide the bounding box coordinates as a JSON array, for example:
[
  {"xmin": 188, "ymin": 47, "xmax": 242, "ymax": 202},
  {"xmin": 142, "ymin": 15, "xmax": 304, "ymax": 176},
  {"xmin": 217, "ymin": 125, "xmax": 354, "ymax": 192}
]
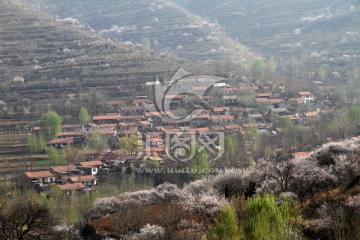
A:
[{"xmin": 0, "ymin": 196, "xmax": 55, "ymax": 240}]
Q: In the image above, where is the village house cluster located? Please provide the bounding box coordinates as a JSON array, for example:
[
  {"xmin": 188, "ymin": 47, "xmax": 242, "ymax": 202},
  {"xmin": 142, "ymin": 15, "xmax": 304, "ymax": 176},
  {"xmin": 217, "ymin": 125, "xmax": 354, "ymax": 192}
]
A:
[{"xmin": 24, "ymin": 72, "xmax": 335, "ymax": 194}]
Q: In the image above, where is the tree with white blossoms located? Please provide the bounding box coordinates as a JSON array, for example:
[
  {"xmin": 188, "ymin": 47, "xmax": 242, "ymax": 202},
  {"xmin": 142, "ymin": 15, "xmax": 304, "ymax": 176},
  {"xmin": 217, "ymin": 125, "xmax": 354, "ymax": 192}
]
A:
[
  {"xmin": 131, "ymin": 224, "xmax": 166, "ymax": 240},
  {"xmin": 120, "ymin": 182, "xmax": 185, "ymax": 205},
  {"xmin": 310, "ymin": 139, "xmax": 360, "ymax": 184},
  {"xmin": 212, "ymin": 168, "xmax": 253, "ymax": 198},
  {"xmin": 185, "ymin": 193, "xmax": 224, "ymax": 224},
  {"xmin": 53, "ymin": 223, "xmax": 82, "ymax": 240},
  {"xmin": 87, "ymin": 196, "xmax": 119, "ymax": 219},
  {"xmin": 255, "ymin": 158, "xmax": 296, "ymax": 194},
  {"xmin": 289, "ymin": 159, "xmax": 336, "ymax": 205},
  {"xmin": 318, "ymin": 197, "xmax": 360, "ymax": 240},
  {"xmin": 183, "ymin": 178, "xmax": 214, "ymax": 197}
]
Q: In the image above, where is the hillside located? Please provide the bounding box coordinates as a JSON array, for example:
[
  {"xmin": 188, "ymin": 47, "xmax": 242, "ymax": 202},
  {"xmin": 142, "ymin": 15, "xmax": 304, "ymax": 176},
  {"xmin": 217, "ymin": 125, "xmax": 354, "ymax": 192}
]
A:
[
  {"xmin": 173, "ymin": 0, "xmax": 360, "ymax": 80},
  {"xmin": 0, "ymin": 1, "xmax": 183, "ymax": 118},
  {"xmin": 22, "ymin": 0, "xmax": 257, "ymax": 63}
]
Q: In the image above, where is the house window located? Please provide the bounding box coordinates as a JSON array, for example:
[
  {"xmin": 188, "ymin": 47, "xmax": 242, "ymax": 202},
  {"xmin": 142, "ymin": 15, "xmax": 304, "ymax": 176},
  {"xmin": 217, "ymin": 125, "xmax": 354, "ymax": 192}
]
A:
[{"xmin": 92, "ymin": 168, "xmax": 96, "ymax": 173}]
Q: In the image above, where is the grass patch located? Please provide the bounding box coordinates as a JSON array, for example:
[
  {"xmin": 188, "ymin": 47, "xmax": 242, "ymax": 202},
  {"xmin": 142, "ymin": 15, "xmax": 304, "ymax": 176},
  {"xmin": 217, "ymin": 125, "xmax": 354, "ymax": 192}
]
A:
[{"xmin": 34, "ymin": 160, "xmax": 50, "ymax": 166}]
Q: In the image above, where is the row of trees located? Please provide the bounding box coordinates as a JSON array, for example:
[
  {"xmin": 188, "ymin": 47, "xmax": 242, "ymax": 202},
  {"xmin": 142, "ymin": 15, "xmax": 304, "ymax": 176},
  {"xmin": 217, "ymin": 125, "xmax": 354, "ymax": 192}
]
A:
[{"xmin": 27, "ymin": 107, "xmax": 91, "ymax": 166}]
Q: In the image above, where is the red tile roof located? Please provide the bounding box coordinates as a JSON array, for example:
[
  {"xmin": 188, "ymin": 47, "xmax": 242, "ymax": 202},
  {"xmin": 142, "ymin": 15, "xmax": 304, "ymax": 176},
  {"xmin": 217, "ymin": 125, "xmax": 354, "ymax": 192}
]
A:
[
  {"xmin": 58, "ymin": 183, "xmax": 86, "ymax": 191},
  {"xmin": 298, "ymin": 91, "xmax": 312, "ymax": 96},
  {"xmin": 79, "ymin": 161, "xmax": 103, "ymax": 167},
  {"xmin": 304, "ymin": 112, "xmax": 318, "ymax": 117},
  {"xmin": 241, "ymin": 123, "xmax": 266, "ymax": 128},
  {"xmin": 163, "ymin": 94, "xmax": 187, "ymax": 99},
  {"xmin": 118, "ymin": 115, "xmax": 144, "ymax": 120},
  {"xmin": 99, "ymin": 123, "xmax": 117, "ymax": 128},
  {"xmin": 282, "ymin": 115, "xmax": 299, "ymax": 120},
  {"xmin": 93, "ymin": 115, "xmax": 119, "ymax": 121},
  {"xmin": 213, "ymin": 107, "xmax": 230, "ymax": 112},
  {"xmin": 108, "ymin": 99, "xmax": 124, "ymax": 105},
  {"xmin": 187, "ymin": 127, "xmax": 210, "ymax": 133},
  {"xmin": 139, "ymin": 121, "xmax": 152, "ymax": 126},
  {"xmin": 25, "ymin": 171, "xmax": 54, "ymax": 179},
  {"xmin": 51, "ymin": 165, "xmax": 78, "ymax": 173},
  {"xmin": 150, "ymin": 138, "xmax": 164, "ymax": 142},
  {"xmin": 211, "ymin": 115, "xmax": 234, "ymax": 120},
  {"xmin": 289, "ymin": 98, "xmax": 304, "ymax": 102},
  {"xmin": 69, "ymin": 175, "xmax": 96, "ymax": 182},
  {"xmin": 269, "ymin": 99, "xmax": 285, "ymax": 104},
  {"xmin": 257, "ymin": 93, "xmax": 272, "ymax": 98},
  {"xmin": 224, "ymin": 125, "xmax": 242, "ymax": 130}
]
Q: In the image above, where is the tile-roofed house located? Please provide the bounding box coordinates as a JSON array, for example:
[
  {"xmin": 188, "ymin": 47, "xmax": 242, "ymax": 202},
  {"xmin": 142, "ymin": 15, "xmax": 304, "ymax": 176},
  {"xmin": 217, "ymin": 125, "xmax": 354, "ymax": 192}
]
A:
[
  {"xmin": 248, "ymin": 114, "xmax": 265, "ymax": 123},
  {"xmin": 282, "ymin": 114, "xmax": 301, "ymax": 124},
  {"xmin": 186, "ymin": 127, "xmax": 210, "ymax": 137},
  {"xmin": 297, "ymin": 91, "xmax": 314, "ymax": 103},
  {"xmin": 46, "ymin": 138, "xmax": 74, "ymax": 148},
  {"xmin": 149, "ymin": 137, "xmax": 165, "ymax": 147},
  {"xmin": 275, "ymin": 85, "xmax": 287, "ymax": 93},
  {"xmin": 93, "ymin": 115, "xmax": 120, "ymax": 124},
  {"xmin": 256, "ymin": 92, "xmax": 272, "ymax": 98},
  {"xmin": 69, "ymin": 175, "xmax": 97, "ymax": 187},
  {"xmin": 138, "ymin": 120, "xmax": 152, "ymax": 130},
  {"xmin": 224, "ymin": 87, "xmax": 239, "ymax": 95},
  {"xmin": 241, "ymin": 123, "xmax": 266, "ymax": 129},
  {"xmin": 24, "ymin": 171, "xmax": 55, "ymax": 185},
  {"xmin": 303, "ymin": 111, "xmax": 319, "ymax": 120},
  {"xmin": 78, "ymin": 161, "xmax": 103, "ymax": 175},
  {"xmin": 99, "ymin": 123, "xmax": 117, "ymax": 130},
  {"xmin": 57, "ymin": 131, "xmax": 86, "ymax": 138},
  {"xmin": 269, "ymin": 98, "xmax": 285, "ymax": 104},
  {"xmin": 50, "ymin": 164, "xmax": 80, "ymax": 177},
  {"xmin": 211, "ymin": 115, "xmax": 234, "ymax": 123},
  {"xmin": 79, "ymin": 160, "xmax": 103, "ymax": 167},
  {"xmin": 83, "ymin": 123, "xmax": 99, "ymax": 133},
  {"xmin": 98, "ymin": 129, "xmax": 117, "ymax": 136},
  {"xmin": 288, "ymin": 97, "xmax": 305, "ymax": 104},
  {"xmin": 118, "ymin": 122, "xmax": 138, "ymax": 131},
  {"xmin": 118, "ymin": 115, "xmax": 144, "ymax": 123},
  {"xmin": 223, "ymin": 95, "xmax": 238, "ymax": 104},
  {"xmin": 120, "ymin": 105, "xmax": 145, "ymax": 115},
  {"xmin": 132, "ymin": 98, "xmax": 151, "ymax": 106},
  {"xmin": 212, "ymin": 107, "xmax": 231, "ymax": 115},
  {"xmin": 271, "ymin": 108, "xmax": 289, "ymax": 115},
  {"xmin": 224, "ymin": 124, "xmax": 242, "ymax": 131},
  {"xmin": 58, "ymin": 183, "xmax": 87, "ymax": 196},
  {"xmin": 118, "ymin": 128, "xmax": 139, "ymax": 138}
]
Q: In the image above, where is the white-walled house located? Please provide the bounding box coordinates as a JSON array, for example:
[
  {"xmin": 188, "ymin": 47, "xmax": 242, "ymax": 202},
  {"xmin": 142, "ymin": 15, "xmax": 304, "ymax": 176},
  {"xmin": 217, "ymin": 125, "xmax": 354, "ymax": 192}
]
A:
[
  {"xmin": 24, "ymin": 171, "xmax": 56, "ymax": 185},
  {"xmin": 298, "ymin": 91, "xmax": 314, "ymax": 103}
]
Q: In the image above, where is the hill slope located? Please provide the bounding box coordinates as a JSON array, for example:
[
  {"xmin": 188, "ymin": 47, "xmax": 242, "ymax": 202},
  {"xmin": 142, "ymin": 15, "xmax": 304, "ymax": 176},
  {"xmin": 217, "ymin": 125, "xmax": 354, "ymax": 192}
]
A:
[
  {"xmin": 0, "ymin": 1, "xmax": 182, "ymax": 118},
  {"xmin": 174, "ymin": 0, "xmax": 360, "ymax": 79},
  {"xmin": 22, "ymin": 0, "xmax": 257, "ymax": 63}
]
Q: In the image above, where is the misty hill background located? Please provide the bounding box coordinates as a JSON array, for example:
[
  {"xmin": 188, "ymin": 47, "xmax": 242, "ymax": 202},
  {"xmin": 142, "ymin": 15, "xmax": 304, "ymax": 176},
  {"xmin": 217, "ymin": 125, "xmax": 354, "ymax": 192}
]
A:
[
  {"xmin": 22, "ymin": 0, "xmax": 360, "ymax": 82},
  {"xmin": 23, "ymin": 0, "xmax": 256, "ymax": 63}
]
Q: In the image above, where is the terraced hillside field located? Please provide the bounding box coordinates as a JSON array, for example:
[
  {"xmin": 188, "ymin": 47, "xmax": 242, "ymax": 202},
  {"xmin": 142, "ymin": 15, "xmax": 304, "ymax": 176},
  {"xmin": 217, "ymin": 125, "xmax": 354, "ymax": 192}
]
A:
[
  {"xmin": 23, "ymin": 0, "xmax": 257, "ymax": 63},
  {"xmin": 174, "ymin": 0, "xmax": 360, "ymax": 79},
  {"xmin": 0, "ymin": 1, "xmax": 183, "ymax": 118}
]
